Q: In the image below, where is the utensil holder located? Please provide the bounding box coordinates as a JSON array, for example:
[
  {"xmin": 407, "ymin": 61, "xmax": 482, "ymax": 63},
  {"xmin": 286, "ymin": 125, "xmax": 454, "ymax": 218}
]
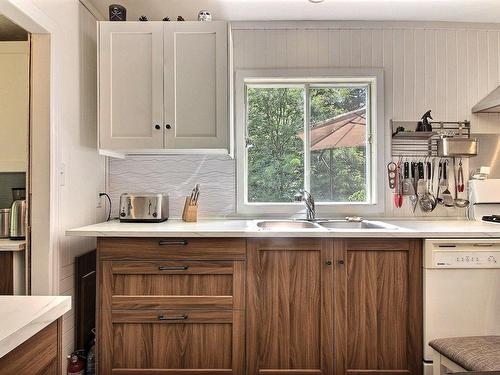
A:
[{"xmin": 182, "ymin": 196, "xmax": 198, "ymax": 222}]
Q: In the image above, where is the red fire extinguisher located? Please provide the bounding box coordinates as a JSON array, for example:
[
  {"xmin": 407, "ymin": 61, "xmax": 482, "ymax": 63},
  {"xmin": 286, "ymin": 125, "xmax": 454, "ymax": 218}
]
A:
[{"xmin": 67, "ymin": 353, "xmax": 85, "ymax": 375}]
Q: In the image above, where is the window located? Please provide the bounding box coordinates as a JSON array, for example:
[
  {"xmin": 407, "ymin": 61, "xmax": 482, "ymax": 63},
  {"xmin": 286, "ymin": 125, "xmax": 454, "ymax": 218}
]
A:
[{"xmin": 236, "ymin": 69, "xmax": 384, "ymax": 215}]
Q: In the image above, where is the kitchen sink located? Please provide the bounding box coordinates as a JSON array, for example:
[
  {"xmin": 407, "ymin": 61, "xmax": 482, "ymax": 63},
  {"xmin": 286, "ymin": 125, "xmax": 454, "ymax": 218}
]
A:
[
  {"xmin": 256, "ymin": 220, "xmax": 320, "ymax": 230},
  {"xmin": 317, "ymin": 220, "xmax": 398, "ymax": 230},
  {"xmin": 255, "ymin": 219, "xmax": 400, "ymax": 231}
]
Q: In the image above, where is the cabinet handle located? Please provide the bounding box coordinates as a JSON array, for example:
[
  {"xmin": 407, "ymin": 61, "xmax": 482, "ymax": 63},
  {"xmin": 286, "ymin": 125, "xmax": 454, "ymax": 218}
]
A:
[
  {"xmin": 158, "ymin": 314, "xmax": 188, "ymax": 321},
  {"xmin": 159, "ymin": 239, "xmax": 188, "ymax": 246},
  {"xmin": 158, "ymin": 265, "xmax": 189, "ymax": 271},
  {"xmin": 325, "ymin": 260, "xmax": 333, "ymax": 266},
  {"xmin": 338, "ymin": 259, "xmax": 345, "ymax": 265},
  {"xmin": 165, "ymin": 124, "xmax": 172, "ymax": 129},
  {"xmin": 154, "ymin": 124, "xmax": 161, "ymax": 130}
]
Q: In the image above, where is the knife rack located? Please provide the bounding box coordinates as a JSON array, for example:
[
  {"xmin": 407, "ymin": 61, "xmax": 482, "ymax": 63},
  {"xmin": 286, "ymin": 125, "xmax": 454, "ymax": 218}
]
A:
[
  {"xmin": 391, "ymin": 120, "xmax": 472, "ymax": 157},
  {"xmin": 182, "ymin": 196, "xmax": 198, "ymax": 222}
]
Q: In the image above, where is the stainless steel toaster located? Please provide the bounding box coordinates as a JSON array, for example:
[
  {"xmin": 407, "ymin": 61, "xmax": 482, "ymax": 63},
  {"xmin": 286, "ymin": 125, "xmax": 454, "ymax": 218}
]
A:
[{"xmin": 119, "ymin": 193, "xmax": 169, "ymax": 222}]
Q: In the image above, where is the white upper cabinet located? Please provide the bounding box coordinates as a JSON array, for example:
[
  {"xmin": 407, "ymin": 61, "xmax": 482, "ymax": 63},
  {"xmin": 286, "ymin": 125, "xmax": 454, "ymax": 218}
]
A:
[
  {"xmin": 98, "ymin": 21, "xmax": 228, "ymax": 155},
  {"xmin": 99, "ymin": 22, "xmax": 164, "ymax": 150},
  {"xmin": 164, "ymin": 22, "xmax": 228, "ymax": 150}
]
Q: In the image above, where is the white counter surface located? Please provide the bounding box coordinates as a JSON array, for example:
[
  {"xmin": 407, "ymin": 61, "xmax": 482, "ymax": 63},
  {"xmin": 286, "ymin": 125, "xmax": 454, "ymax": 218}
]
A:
[
  {"xmin": 0, "ymin": 238, "xmax": 25, "ymax": 252},
  {"xmin": 66, "ymin": 218, "xmax": 500, "ymax": 238},
  {"xmin": 0, "ymin": 296, "xmax": 71, "ymax": 358}
]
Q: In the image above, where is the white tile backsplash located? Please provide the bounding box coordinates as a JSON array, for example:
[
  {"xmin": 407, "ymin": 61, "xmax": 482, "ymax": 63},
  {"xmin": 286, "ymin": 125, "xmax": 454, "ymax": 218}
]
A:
[{"xmin": 109, "ymin": 155, "xmax": 236, "ymax": 218}]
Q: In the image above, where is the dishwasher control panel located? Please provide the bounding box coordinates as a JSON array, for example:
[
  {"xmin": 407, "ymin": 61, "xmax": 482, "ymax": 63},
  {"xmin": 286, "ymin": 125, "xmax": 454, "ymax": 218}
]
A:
[
  {"xmin": 424, "ymin": 239, "xmax": 500, "ymax": 268},
  {"xmin": 432, "ymin": 251, "xmax": 499, "ymax": 268}
]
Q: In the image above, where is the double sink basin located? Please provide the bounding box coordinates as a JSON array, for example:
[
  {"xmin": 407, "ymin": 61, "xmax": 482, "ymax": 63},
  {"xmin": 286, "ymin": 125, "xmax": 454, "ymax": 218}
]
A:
[{"xmin": 256, "ymin": 219, "xmax": 400, "ymax": 231}]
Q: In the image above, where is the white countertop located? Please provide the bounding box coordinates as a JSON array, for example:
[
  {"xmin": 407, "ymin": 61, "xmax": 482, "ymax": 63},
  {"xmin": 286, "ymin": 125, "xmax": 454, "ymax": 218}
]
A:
[
  {"xmin": 66, "ymin": 218, "xmax": 500, "ymax": 238},
  {"xmin": 0, "ymin": 238, "xmax": 25, "ymax": 252},
  {"xmin": 0, "ymin": 296, "xmax": 71, "ymax": 358}
]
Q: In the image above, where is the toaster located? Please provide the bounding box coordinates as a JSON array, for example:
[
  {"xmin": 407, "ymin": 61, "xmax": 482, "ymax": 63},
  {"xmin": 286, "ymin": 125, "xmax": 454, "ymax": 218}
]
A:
[{"xmin": 119, "ymin": 193, "xmax": 169, "ymax": 222}]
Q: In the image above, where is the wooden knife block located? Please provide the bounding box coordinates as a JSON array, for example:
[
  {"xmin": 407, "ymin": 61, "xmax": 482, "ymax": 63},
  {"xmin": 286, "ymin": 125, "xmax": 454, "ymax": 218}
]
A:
[{"xmin": 182, "ymin": 196, "xmax": 198, "ymax": 222}]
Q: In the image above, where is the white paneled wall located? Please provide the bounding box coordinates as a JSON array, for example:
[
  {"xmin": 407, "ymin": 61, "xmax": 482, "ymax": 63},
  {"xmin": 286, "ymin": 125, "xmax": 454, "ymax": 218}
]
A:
[{"xmin": 109, "ymin": 21, "xmax": 500, "ymax": 218}]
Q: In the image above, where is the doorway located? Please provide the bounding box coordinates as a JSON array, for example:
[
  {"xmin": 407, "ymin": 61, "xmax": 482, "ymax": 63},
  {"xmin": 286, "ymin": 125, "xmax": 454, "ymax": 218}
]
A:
[{"xmin": 0, "ymin": 15, "xmax": 29, "ymax": 295}]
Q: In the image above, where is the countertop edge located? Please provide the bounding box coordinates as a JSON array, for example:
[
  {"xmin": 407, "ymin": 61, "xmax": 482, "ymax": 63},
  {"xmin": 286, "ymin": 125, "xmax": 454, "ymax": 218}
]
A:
[
  {"xmin": 65, "ymin": 230, "xmax": 500, "ymax": 238},
  {"xmin": 0, "ymin": 296, "xmax": 71, "ymax": 358}
]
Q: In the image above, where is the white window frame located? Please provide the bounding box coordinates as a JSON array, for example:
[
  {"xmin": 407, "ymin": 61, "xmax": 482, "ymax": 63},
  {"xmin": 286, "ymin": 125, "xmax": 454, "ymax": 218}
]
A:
[{"xmin": 235, "ymin": 68, "xmax": 385, "ymax": 217}]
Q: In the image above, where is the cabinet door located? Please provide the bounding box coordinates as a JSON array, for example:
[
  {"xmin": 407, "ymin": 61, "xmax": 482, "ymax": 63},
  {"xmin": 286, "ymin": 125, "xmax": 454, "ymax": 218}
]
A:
[
  {"xmin": 164, "ymin": 22, "xmax": 228, "ymax": 150},
  {"xmin": 334, "ymin": 239, "xmax": 423, "ymax": 375},
  {"xmin": 247, "ymin": 239, "xmax": 334, "ymax": 374},
  {"xmin": 99, "ymin": 22, "xmax": 164, "ymax": 150}
]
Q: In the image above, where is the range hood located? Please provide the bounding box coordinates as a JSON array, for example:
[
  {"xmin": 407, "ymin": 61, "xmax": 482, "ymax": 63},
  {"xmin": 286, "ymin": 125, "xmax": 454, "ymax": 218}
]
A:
[{"xmin": 472, "ymin": 86, "xmax": 500, "ymax": 113}]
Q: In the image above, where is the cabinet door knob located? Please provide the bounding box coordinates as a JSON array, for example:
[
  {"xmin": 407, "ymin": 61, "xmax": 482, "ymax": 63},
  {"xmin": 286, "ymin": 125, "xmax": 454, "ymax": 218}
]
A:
[
  {"xmin": 325, "ymin": 260, "xmax": 332, "ymax": 266},
  {"xmin": 154, "ymin": 124, "xmax": 161, "ymax": 130},
  {"xmin": 165, "ymin": 124, "xmax": 172, "ymax": 129},
  {"xmin": 338, "ymin": 259, "xmax": 345, "ymax": 265}
]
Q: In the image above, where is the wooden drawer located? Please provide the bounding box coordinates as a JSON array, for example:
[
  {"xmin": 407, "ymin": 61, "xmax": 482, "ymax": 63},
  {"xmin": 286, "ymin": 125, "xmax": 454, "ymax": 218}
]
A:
[
  {"xmin": 98, "ymin": 237, "xmax": 246, "ymax": 261},
  {"xmin": 106, "ymin": 309, "xmax": 244, "ymax": 374},
  {"xmin": 105, "ymin": 260, "xmax": 245, "ymax": 310}
]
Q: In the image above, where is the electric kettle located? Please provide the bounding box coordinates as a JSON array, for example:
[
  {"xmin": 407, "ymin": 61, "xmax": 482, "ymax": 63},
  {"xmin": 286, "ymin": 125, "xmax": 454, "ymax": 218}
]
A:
[{"xmin": 9, "ymin": 200, "xmax": 26, "ymax": 240}]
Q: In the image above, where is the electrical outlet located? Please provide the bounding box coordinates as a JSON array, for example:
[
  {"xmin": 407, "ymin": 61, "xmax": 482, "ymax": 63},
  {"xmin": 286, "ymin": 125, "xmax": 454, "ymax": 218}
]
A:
[{"xmin": 96, "ymin": 191, "xmax": 103, "ymax": 209}]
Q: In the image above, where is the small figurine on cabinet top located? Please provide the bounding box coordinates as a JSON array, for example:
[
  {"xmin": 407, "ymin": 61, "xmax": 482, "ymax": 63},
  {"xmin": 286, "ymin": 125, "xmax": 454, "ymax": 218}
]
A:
[
  {"xmin": 177, "ymin": 16, "xmax": 185, "ymax": 21},
  {"xmin": 138, "ymin": 15, "xmax": 148, "ymax": 21},
  {"xmin": 109, "ymin": 4, "xmax": 126, "ymax": 21},
  {"xmin": 162, "ymin": 17, "xmax": 171, "ymax": 21},
  {"xmin": 198, "ymin": 10, "xmax": 212, "ymax": 21}
]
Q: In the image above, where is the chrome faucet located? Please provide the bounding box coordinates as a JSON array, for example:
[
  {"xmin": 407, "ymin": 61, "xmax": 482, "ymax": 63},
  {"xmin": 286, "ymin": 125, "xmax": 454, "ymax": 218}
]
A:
[{"xmin": 294, "ymin": 190, "xmax": 315, "ymax": 221}]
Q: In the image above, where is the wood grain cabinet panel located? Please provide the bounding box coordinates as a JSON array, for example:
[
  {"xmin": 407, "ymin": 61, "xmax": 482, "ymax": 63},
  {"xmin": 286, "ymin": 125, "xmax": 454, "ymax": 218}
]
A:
[
  {"xmin": 333, "ymin": 239, "xmax": 423, "ymax": 375},
  {"xmin": 0, "ymin": 320, "xmax": 61, "ymax": 375},
  {"xmin": 97, "ymin": 238, "xmax": 246, "ymax": 374},
  {"xmin": 98, "ymin": 238, "xmax": 422, "ymax": 375},
  {"xmin": 99, "ymin": 238, "xmax": 246, "ymax": 261},
  {"xmin": 110, "ymin": 310, "xmax": 240, "ymax": 372},
  {"xmin": 246, "ymin": 238, "xmax": 334, "ymax": 375}
]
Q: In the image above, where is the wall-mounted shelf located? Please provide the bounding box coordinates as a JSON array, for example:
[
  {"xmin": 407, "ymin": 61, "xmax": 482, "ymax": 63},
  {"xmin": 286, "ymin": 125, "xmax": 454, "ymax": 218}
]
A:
[{"xmin": 391, "ymin": 120, "xmax": 472, "ymax": 157}]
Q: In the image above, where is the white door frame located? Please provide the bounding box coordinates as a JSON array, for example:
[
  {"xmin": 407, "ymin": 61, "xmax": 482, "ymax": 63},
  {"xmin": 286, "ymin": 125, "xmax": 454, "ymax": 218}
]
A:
[{"xmin": 0, "ymin": 0, "xmax": 61, "ymax": 295}]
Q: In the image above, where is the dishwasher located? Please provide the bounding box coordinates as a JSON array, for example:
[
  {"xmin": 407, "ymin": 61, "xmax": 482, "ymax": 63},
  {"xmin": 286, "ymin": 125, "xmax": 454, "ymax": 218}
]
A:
[{"xmin": 423, "ymin": 239, "xmax": 500, "ymax": 375}]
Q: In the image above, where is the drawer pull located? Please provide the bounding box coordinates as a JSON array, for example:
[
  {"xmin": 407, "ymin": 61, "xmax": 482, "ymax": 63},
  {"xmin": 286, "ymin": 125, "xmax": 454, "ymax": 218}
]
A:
[
  {"xmin": 158, "ymin": 314, "xmax": 188, "ymax": 321},
  {"xmin": 159, "ymin": 240, "xmax": 188, "ymax": 246},
  {"xmin": 158, "ymin": 265, "xmax": 189, "ymax": 271}
]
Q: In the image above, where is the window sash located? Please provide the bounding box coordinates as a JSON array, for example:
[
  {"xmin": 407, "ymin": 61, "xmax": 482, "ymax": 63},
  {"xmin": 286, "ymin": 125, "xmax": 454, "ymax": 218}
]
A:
[
  {"xmin": 235, "ymin": 68, "xmax": 385, "ymax": 217},
  {"xmin": 244, "ymin": 81, "xmax": 373, "ymax": 205}
]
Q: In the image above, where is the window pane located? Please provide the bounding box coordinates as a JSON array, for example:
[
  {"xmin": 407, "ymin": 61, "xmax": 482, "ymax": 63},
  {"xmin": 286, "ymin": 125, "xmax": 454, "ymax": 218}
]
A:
[
  {"xmin": 309, "ymin": 87, "xmax": 368, "ymax": 202},
  {"xmin": 247, "ymin": 87, "xmax": 304, "ymax": 203}
]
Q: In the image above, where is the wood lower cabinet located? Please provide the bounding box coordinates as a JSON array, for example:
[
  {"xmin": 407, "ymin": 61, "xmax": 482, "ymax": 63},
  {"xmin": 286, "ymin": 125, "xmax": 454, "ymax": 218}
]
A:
[
  {"xmin": 247, "ymin": 238, "xmax": 334, "ymax": 374},
  {"xmin": 246, "ymin": 238, "xmax": 422, "ymax": 375},
  {"xmin": 98, "ymin": 237, "xmax": 422, "ymax": 375},
  {"xmin": 97, "ymin": 238, "xmax": 245, "ymax": 374},
  {"xmin": 333, "ymin": 239, "xmax": 423, "ymax": 375},
  {"xmin": 0, "ymin": 319, "xmax": 62, "ymax": 375}
]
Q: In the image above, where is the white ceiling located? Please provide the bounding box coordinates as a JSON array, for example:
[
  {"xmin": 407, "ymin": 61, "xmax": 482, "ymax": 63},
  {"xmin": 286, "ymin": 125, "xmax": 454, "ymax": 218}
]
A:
[
  {"xmin": 88, "ymin": 0, "xmax": 500, "ymax": 23},
  {"xmin": 0, "ymin": 15, "xmax": 28, "ymax": 41}
]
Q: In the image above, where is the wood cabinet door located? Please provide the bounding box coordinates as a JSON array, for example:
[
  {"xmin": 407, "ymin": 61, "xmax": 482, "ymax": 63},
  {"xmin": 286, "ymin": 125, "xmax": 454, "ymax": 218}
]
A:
[
  {"xmin": 163, "ymin": 21, "xmax": 228, "ymax": 150},
  {"xmin": 333, "ymin": 239, "xmax": 423, "ymax": 375},
  {"xmin": 99, "ymin": 22, "xmax": 164, "ymax": 150},
  {"xmin": 247, "ymin": 238, "xmax": 334, "ymax": 375}
]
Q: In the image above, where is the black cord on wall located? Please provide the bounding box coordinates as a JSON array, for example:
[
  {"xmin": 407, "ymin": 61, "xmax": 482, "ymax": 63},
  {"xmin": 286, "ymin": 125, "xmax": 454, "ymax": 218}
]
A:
[{"xmin": 99, "ymin": 192, "xmax": 112, "ymax": 221}]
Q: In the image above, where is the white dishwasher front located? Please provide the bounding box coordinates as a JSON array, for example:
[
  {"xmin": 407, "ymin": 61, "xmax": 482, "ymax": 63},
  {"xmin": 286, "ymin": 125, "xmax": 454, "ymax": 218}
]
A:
[{"xmin": 423, "ymin": 238, "xmax": 500, "ymax": 375}]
